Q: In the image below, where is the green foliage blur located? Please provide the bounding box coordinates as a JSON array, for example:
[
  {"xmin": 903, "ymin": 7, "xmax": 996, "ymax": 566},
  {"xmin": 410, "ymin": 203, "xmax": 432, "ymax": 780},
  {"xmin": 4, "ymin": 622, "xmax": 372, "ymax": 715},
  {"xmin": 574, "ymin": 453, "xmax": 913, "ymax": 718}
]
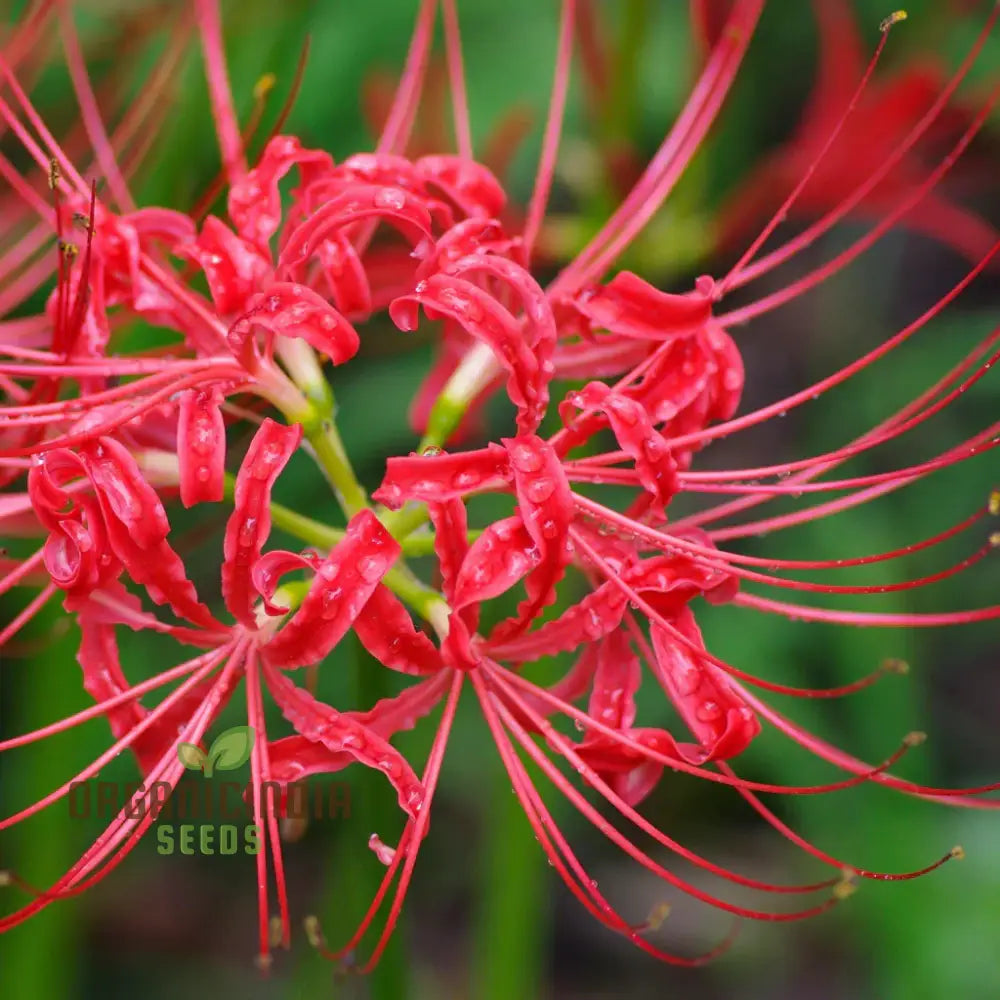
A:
[{"xmin": 1, "ymin": 2, "xmax": 998, "ymax": 998}]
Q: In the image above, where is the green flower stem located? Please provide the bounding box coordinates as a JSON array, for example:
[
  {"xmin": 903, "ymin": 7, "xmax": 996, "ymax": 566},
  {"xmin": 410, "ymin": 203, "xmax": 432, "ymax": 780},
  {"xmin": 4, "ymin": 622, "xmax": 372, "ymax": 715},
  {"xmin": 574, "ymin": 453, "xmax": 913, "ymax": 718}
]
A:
[
  {"xmin": 395, "ymin": 527, "xmax": 483, "ymax": 558},
  {"xmin": 302, "ymin": 416, "xmax": 369, "ymax": 519},
  {"xmin": 2, "ymin": 606, "xmax": 83, "ymax": 998},
  {"xmin": 384, "ymin": 565, "xmax": 451, "ymax": 635},
  {"xmin": 418, "ymin": 341, "xmax": 498, "ymax": 452},
  {"xmin": 380, "ymin": 500, "xmax": 431, "ymax": 540},
  {"xmin": 221, "ymin": 471, "xmax": 346, "ymax": 548},
  {"xmin": 274, "ymin": 338, "xmax": 368, "ymax": 519},
  {"xmin": 471, "ymin": 752, "xmax": 550, "ymax": 1000}
]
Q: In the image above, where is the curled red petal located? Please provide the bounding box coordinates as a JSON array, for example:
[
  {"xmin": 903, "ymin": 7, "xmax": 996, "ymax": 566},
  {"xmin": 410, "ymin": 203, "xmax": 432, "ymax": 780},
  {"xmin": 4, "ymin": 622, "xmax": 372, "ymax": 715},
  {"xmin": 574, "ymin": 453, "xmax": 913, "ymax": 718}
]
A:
[
  {"xmin": 276, "ymin": 183, "xmax": 435, "ymax": 281},
  {"xmin": 574, "ymin": 630, "xmax": 669, "ymax": 806},
  {"xmin": 177, "ymin": 387, "xmax": 226, "ymax": 507},
  {"xmin": 415, "ymin": 154, "xmax": 507, "ymax": 218},
  {"xmin": 427, "ymin": 499, "xmax": 469, "ymax": 605},
  {"xmin": 452, "ymin": 515, "xmax": 535, "ymax": 609},
  {"xmin": 418, "ymin": 218, "xmax": 517, "ymax": 278},
  {"xmin": 78, "ymin": 437, "xmax": 168, "ymax": 548},
  {"xmin": 349, "ymin": 671, "xmax": 451, "ymax": 734},
  {"xmin": 228, "ymin": 135, "xmax": 335, "ymax": 248},
  {"xmin": 317, "ymin": 232, "xmax": 372, "ymax": 318},
  {"xmin": 374, "ymin": 444, "xmax": 509, "ymax": 509},
  {"xmin": 586, "ymin": 627, "xmax": 640, "ymax": 730},
  {"xmin": 568, "ymin": 382, "xmax": 679, "ymax": 514},
  {"xmin": 263, "ymin": 510, "xmax": 400, "ymax": 668},
  {"xmin": 390, "ymin": 275, "xmax": 546, "ymax": 434},
  {"xmin": 631, "ymin": 548, "xmax": 738, "ymax": 616},
  {"xmin": 488, "ymin": 435, "xmax": 573, "ymax": 639},
  {"xmin": 222, "ymin": 418, "xmax": 303, "ymax": 627},
  {"xmin": 180, "ymin": 215, "xmax": 271, "ymax": 316},
  {"xmin": 78, "ymin": 440, "xmax": 218, "ymax": 629},
  {"xmin": 263, "ymin": 736, "xmax": 355, "ymax": 808},
  {"xmin": 649, "ymin": 608, "xmax": 759, "ymax": 763},
  {"xmin": 30, "ymin": 457, "xmax": 121, "ymax": 601},
  {"xmin": 354, "ymin": 584, "xmax": 442, "ymax": 675},
  {"xmin": 444, "ymin": 252, "xmax": 557, "ymax": 407},
  {"xmin": 576, "ymin": 271, "xmax": 714, "ymax": 341},
  {"xmin": 232, "ymin": 282, "xmax": 360, "ymax": 365},
  {"xmin": 443, "ymin": 253, "xmax": 554, "ymax": 349},
  {"xmin": 575, "ymin": 729, "xmax": 669, "ymax": 807},
  {"xmin": 251, "ymin": 550, "xmax": 317, "ymax": 616},
  {"xmin": 705, "ymin": 322, "xmax": 744, "ymax": 422},
  {"xmin": 263, "ymin": 664, "xmax": 425, "ymax": 818},
  {"xmin": 486, "ymin": 580, "xmax": 627, "ymax": 661}
]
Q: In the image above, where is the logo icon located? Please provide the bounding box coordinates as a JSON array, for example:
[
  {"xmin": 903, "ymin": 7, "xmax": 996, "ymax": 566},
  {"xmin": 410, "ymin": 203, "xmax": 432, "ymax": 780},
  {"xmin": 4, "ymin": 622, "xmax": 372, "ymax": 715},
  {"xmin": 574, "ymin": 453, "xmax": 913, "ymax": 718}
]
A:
[{"xmin": 177, "ymin": 726, "xmax": 255, "ymax": 778}]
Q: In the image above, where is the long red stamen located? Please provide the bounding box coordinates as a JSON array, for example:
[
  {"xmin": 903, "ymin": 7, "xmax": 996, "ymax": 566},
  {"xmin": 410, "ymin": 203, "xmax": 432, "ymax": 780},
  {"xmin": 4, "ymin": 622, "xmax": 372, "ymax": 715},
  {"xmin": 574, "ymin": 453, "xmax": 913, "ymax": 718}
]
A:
[
  {"xmin": 475, "ymin": 670, "xmax": 742, "ymax": 964},
  {"xmin": 377, "ymin": 0, "xmax": 438, "ymax": 156},
  {"xmin": 724, "ymin": 2, "xmax": 1000, "ymax": 293},
  {"xmin": 550, "ymin": 0, "xmax": 764, "ymax": 294},
  {"xmin": 193, "ymin": 0, "xmax": 246, "ymax": 184},
  {"xmin": 58, "ymin": 4, "xmax": 134, "ymax": 211},
  {"xmin": 440, "ymin": 0, "xmax": 472, "ymax": 160},
  {"xmin": 487, "ymin": 666, "xmax": 841, "ymax": 894},
  {"xmin": 522, "ymin": 0, "xmax": 576, "ymax": 262},
  {"xmin": 719, "ymin": 80, "xmax": 1000, "ymax": 326},
  {"xmin": 718, "ymin": 12, "xmax": 898, "ymax": 294}
]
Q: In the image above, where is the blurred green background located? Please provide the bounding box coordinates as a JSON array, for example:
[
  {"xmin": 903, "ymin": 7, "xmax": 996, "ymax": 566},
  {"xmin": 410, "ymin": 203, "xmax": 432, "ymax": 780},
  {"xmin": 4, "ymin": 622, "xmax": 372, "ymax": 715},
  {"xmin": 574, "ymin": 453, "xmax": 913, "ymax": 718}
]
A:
[{"xmin": 1, "ymin": 1, "xmax": 999, "ymax": 998}]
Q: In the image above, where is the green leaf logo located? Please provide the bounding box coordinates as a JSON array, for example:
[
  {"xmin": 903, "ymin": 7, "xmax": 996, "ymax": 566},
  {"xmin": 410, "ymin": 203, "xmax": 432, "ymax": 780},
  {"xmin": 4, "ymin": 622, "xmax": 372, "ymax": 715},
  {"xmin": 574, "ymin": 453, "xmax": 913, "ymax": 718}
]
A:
[{"xmin": 177, "ymin": 726, "xmax": 255, "ymax": 778}]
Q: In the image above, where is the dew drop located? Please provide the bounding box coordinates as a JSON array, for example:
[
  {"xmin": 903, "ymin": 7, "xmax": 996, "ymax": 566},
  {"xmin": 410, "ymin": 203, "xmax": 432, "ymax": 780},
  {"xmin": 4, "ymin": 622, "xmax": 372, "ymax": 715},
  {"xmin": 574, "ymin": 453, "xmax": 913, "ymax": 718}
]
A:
[
  {"xmin": 695, "ymin": 700, "xmax": 722, "ymax": 723},
  {"xmin": 374, "ymin": 187, "xmax": 407, "ymax": 211},
  {"xmin": 510, "ymin": 442, "xmax": 544, "ymax": 473},
  {"xmin": 358, "ymin": 554, "xmax": 388, "ymax": 582},
  {"xmin": 525, "ymin": 477, "xmax": 555, "ymax": 504}
]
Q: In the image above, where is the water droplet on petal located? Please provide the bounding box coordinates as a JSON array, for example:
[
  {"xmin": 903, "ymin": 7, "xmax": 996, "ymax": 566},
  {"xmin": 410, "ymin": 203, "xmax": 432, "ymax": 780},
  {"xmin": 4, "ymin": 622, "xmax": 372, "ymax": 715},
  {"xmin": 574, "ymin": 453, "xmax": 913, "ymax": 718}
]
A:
[
  {"xmin": 374, "ymin": 187, "xmax": 407, "ymax": 211},
  {"xmin": 358, "ymin": 554, "xmax": 388, "ymax": 582},
  {"xmin": 695, "ymin": 700, "xmax": 722, "ymax": 723},
  {"xmin": 525, "ymin": 477, "xmax": 555, "ymax": 504},
  {"xmin": 510, "ymin": 443, "xmax": 544, "ymax": 473}
]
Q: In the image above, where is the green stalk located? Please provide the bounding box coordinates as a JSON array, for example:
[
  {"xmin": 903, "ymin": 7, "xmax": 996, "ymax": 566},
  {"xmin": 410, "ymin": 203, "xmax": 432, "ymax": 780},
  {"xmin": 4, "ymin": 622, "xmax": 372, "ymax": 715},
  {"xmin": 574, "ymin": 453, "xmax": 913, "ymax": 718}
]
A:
[
  {"xmin": 303, "ymin": 418, "xmax": 369, "ymax": 519},
  {"xmin": 471, "ymin": 752, "xmax": 550, "ymax": 1000},
  {"xmin": 222, "ymin": 471, "xmax": 346, "ymax": 549},
  {"xmin": 0, "ymin": 607, "xmax": 83, "ymax": 997}
]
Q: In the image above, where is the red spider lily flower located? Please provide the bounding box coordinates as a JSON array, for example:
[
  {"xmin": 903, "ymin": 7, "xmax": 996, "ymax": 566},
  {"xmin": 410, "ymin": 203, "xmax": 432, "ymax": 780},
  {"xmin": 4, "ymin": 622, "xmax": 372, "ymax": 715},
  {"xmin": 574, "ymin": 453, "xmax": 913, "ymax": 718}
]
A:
[
  {"xmin": 1, "ymin": 0, "xmax": 999, "ymax": 976},
  {"xmin": 0, "ymin": 418, "xmax": 422, "ymax": 967}
]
